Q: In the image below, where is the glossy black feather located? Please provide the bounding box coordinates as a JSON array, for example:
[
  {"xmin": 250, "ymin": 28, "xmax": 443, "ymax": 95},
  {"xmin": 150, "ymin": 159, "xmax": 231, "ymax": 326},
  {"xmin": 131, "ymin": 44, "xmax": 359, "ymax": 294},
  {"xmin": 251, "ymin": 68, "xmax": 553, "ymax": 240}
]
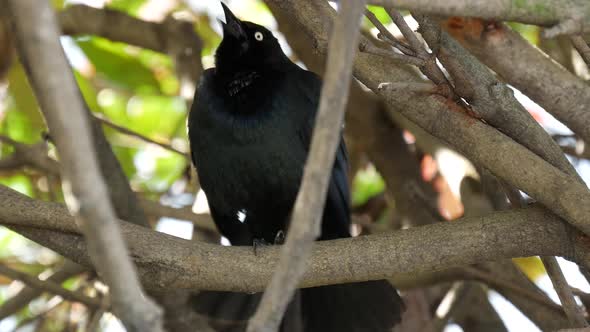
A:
[{"xmin": 188, "ymin": 4, "xmax": 402, "ymax": 331}]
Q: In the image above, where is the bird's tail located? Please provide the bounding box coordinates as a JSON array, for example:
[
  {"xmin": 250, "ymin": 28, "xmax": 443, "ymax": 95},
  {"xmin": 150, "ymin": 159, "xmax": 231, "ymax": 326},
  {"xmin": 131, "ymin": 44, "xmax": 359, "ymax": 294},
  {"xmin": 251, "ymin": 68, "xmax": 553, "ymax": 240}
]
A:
[
  {"xmin": 300, "ymin": 280, "xmax": 403, "ymax": 332},
  {"xmin": 192, "ymin": 280, "xmax": 402, "ymax": 332},
  {"xmin": 191, "ymin": 290, "xmax": 303, "ymax": 332}
]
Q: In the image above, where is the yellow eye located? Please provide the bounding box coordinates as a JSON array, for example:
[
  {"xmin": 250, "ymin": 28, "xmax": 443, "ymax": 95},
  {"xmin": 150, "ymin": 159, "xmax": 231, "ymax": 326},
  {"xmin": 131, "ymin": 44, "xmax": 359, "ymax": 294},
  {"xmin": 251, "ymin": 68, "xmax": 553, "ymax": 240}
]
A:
[{"xmin": 254, "ymin": 31, "xmax": 264, "ymax": 41}]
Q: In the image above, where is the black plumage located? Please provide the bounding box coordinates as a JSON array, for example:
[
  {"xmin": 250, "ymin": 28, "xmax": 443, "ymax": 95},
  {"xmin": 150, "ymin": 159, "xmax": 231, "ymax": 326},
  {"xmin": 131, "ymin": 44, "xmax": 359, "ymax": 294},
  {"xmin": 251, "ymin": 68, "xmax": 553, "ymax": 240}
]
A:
[{"xmin": 188, "ymin": 4, "xmax": 403, "ymax": 331}]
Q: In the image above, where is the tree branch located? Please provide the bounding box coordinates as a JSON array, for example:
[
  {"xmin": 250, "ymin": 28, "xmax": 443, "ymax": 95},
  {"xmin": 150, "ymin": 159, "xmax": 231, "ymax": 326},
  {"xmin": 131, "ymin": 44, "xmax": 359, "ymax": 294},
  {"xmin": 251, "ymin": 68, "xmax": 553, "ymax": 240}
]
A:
[
  {"xmin": 1, "ymin": 185, "xmax": 588, "ymax": 295},
  {"xmin": 94, "ymin": 114, "xmax": 189, "ymax": 161},
  {"xmin": 541, "ymin": 256, "xmax": 589, "ymax": 327},
  {"xmin": 415, "ymin": 15, "xmax": 580, "ymax": 180},
  {"xmin": 6, "ymin": 1, "xmax": 163, "ymax": 330},
  {"xmin": 0, "ymin": 260, "xmax": 85, "ymax": 320},
  {"xmin": 247, "ymin": 1, "xmax": 367, "ymax": 330},
  {"xmin": 369, "ymin": 0, "xmax": 590, "ymax": 36},
  {"xmin": 443, "ymin": 20, "xmax": 590, "ymax": 147},
  {"xmin": 0, "ymin": 264, "xmax": 101, "ymax": 309},
  {"xmin": 571, "ymin": 35, "xmax": 590, "ymax": 67},
  {"xmin": 274, "ymin": 0, "xmax": 590, "ymax": 237}
]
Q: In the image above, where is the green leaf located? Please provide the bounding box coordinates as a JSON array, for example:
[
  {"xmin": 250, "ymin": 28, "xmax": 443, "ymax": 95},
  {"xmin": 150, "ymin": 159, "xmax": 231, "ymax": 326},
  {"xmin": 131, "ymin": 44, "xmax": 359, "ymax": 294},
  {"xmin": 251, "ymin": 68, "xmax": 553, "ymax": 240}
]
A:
[
  {"xmin": 76, "ymin": 37, "xmax": 162, "ymax": 94},
  {"xmin": 5, "ymin": 63, "xmax": 45, "ymax": 143},
  {"xmin": 364, "ymin": 5, "xmax": 391, "ymax": 28},
  {"xmin": 108, "ymin": 0, "xmax": 148, "ymax": 16},
  {"xmin": 352, "ymin": 165, "xmax": 386, "ymax": 207},
  {"xmin": 507, "ymin": 22, "xmax": 540, "ymax": 46},
  {"xmin": 0, "ymin": 175, "xmax": 33, "ymax": 198}
]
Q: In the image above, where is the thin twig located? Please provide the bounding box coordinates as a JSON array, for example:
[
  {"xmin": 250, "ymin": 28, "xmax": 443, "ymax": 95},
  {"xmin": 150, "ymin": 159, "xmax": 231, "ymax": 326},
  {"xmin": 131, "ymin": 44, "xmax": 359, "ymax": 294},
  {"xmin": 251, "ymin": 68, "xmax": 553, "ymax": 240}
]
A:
[
  {"xmin": 544, "ymin": 17, "xmax": 586, "ymax": 38},
  {"xmin": 139, "ymin": 197, "xmax": 217, "ymax": 232},
  {"xmin": 0, "ymin": 135, "xmax": 18, "ymax": 146},
  {"xmin": 94, "ymin": 114, "xmax": 190, "ymax": 160},
  {"xmin": 384, "ymin": 8, "xmax": 425, "ymax": 56},
  {"xmin": 541, "ymin": 256, "xmax": 589, "ymax": 327},
  {"xmin": 375, "ymin": 9, "xmax": 454, "ymax": 94},
  {"xmin": 247, "ymin": 1, "xmax": 367, "ymax": 331},
  {"xmin": 6, "ymin": 1, "xmax": 163, "ymax": 330},
  {"xmin": 10, "ymin": 299, "xmax": 63, "ymax": 332},
  {"xmin": 429, "ymin": 282, "xmax": 469, "ymax": 332},
  {"xmin": 0, "ymin": 261, "xmax": 85, "ymax": 319},
  {"xmin": 87, "ymin": 293, "xmax": 110, "ymax": 332},
  {"xmin": 462, "ymin": 266, "xmax": 562, "ymax": 312},
  {"xmin": 364, "ymin": 10, "xmax": 414, "ymax": 55},
  {"xmin": 0, "ymin": 264, "xmax": 101, "ymax": 308},
  {"xmin": 571, "ymin": 36, "xmax": 590, "ymax": 67},
  {"xmin": 378, "ymin": 81, "xmax": 438, "ymax": 93},
  {"xmin": 0, "ymin": 136, "xmax": 60, "ymax": 175},
  {"xmin": 501, "ymin": 171, "xmax": 587, "ymax": 326},
  {"xmin": 359, "ymin": 39, "xmax": 425, "ymax": 66}
]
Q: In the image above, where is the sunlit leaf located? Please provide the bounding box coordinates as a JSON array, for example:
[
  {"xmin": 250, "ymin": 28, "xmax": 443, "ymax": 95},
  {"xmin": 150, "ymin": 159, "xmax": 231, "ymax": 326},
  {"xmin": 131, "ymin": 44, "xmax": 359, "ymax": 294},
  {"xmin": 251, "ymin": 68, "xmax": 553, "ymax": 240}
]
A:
[
  {"xmin": 76, "ymin": 37, "xmax": 162, "ymax": 94},
  {"xmin": 108, "ymin": 0, "xmax": 148, "ymax": 16},
  {"xmin": 352, "ymin": 165, "xmax": 385, "ymax": 207},
  {"xmin": 5, "ymin": 63, "xmax": 45, "ymax": 143},
  {"xmin": 513, "ymin": 257, "xmax": 546, "ymax": 281},
  {"xmin": 507, "ymin": 22, "xmax": 540, "ymax": 46}
]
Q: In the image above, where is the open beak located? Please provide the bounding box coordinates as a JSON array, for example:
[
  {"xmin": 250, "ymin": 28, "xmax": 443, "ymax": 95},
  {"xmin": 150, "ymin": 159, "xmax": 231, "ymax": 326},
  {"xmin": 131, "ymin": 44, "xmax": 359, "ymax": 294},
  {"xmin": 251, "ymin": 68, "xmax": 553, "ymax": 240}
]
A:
[{"xmin": 220, "ymin": 3, "xmax": 245, "ymax": 40}]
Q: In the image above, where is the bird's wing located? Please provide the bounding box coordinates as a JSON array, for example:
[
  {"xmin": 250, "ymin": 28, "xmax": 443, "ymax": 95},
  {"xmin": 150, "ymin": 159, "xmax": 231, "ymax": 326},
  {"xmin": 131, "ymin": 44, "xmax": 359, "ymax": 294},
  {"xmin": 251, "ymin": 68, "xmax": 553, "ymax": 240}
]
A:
[{"xmin": 293, "ymin": 69, "xmax": 351, "ymax": 239}]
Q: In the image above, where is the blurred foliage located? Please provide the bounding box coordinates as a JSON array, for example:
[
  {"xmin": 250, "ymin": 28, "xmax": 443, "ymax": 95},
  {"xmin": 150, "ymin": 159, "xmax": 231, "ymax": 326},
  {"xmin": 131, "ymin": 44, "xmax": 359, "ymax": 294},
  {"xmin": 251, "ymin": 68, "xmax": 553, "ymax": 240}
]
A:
[
  {"xmin": 508, "ymin": 22, "xmax": 540, "ymax": 46},
  {"xmin": 364, "ymin": 5, "xmax": 391, "ymax": 27},
  {"xmin": 352, "ymin": 165, "xmax": 385, "ymax": 207}
]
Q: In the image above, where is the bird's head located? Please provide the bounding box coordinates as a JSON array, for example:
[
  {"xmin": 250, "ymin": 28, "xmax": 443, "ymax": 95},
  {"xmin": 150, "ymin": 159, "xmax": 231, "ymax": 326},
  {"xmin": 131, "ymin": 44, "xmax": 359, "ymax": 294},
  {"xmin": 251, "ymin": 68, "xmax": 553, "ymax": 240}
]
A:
[{"xmin": 215, "ymin": 3, "xmax": 289, "ymax": 75}]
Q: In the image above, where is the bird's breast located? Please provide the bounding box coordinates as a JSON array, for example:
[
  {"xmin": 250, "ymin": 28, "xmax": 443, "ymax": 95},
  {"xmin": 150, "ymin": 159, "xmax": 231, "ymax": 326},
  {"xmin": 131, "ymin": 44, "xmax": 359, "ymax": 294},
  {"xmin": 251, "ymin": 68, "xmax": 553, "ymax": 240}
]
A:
[{"xmin": 193, "ymin": 117, "xmax": 305, "ymax": 216}]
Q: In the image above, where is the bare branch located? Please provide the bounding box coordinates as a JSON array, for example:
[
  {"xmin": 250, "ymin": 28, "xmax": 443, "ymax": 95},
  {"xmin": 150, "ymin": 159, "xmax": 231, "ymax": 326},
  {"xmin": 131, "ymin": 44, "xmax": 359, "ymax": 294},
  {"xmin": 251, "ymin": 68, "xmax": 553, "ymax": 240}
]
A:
[
  {"xmin": 2, "ymin": 185, "xmax": 589, "ymax": 296},
  {"xmin": 247, "ymin": 1, "xmax": 367, "ymax": 330},
  {"xmin": 369, "ymin": 0, "xmax": 590, "ymax": 36},
  {"xmin": 541, "ymin": 256, "xmax": 589, "ymax": 327},
  {"xmin": 378, "ymin": 81, "xmax": 438, "ymax": 94},
  {"xmin": 364, "ymin": 10, "xmax": 414, "ymax": 55},
  {"xmin": 6, "ymin": 1, "xmax": 163, "ymax": 330},
  {"xmin": 0, "ymin": 261, "xmax": 85, "ymax": 320},
  {"xmin": 139, "ymin": 198, "xmax": 217, "ymax": 233},
  {"xmin": 385, "ymin": 9, "xmax": 425, "ymax": 56},
  {"xmin": 444, "ymin": 20, "xmax": 590, "ymax": 148},
  {"xmin": 462, "ymin": 266, "xmax": 562, "ymax": 313},
  {"xmin": 429, "ymin": 282, "xmax": 469, "ymax": 332},
  {"xmin": 571, "ymin": 35, "xmax": 590, "ymax": 67},
  {"xmin": 0, "ymin": 264, "xmax": 101, "ymax": 308},
  {"xmin": 94, "ymin": 114, "xmax": 190, "ymax": 161},
  {"xmin": 0, "ymin": 136, "xmax": 60, "ymax": 175},
  {"xmin": 358, "ymin": 39, "xmax": 425, "ymax": 66},
  {"xmin": 415, "ymin": 15, "xmax": 580, "ymax": 180}
]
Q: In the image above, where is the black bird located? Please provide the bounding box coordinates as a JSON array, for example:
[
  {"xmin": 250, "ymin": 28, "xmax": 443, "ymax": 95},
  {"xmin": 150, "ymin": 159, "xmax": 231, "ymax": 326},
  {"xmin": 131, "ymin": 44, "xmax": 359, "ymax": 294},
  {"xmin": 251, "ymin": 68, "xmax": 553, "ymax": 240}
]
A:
[{"xmin": 188, "ymin": 3, "xmax": 403, "ymax": 331}]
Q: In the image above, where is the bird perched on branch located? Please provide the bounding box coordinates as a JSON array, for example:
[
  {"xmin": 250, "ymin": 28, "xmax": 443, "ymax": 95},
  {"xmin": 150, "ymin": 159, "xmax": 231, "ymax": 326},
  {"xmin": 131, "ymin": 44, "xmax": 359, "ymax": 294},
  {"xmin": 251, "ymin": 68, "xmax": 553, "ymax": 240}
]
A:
[{"xmin": 188, "ymin": 3, "xmax": 403, "ymax": 331}]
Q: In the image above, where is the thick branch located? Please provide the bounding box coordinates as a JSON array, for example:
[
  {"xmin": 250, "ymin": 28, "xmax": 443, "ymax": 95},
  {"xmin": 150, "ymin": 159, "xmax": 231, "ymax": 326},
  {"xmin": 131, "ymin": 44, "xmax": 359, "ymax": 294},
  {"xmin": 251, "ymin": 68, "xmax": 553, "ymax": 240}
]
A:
[
  {"xmin": 443, "ymin": 20, "xmax": 590, "ymax": 147},
  {"xmin": 1, "ymin": 185, "xmax": 588, "ymax": 294},
  {"xmin": 369, "ymin": 0, "xmax": 590, "ymax": 36},
  {"xmin": 6, "ymin": 1, "xmax": 163, "ymax": 331},
  {"xmin": 247, "ymin": 1, "xmax": 367, "ymax": 331},
  {"xmin": 416, "ymin": 15, "xmax": 579, "ymax": 180}
]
